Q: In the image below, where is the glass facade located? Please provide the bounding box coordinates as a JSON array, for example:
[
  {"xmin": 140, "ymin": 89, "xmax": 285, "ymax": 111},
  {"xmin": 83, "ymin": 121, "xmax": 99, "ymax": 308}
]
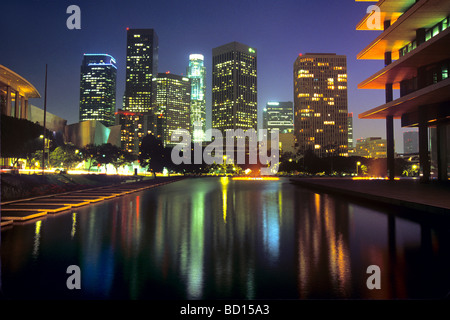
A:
[
  {"xmin": 403, "ymin": 130, "xmax": 419, "ymax": 154},
  {"xmin": 123, "ymin": 29, "xmax": 158, "ymax": 113},
  {"xmin": 187, "ymin": 54, "xmax": 206, "ymax": 142},
  {"xmin": 293, "ymin": 53, "xmax": 348, "ymax": 157},
  {"xmin": 212, "ymin": 42, "xmax": 257, "ymax": 134},
  {"xmin": 79, "ymin": 54, "xmax": 117, "ymax": 126},
  {"xmin": 152, "ymin": 73, "xmax": 191, "ymax": 146}
]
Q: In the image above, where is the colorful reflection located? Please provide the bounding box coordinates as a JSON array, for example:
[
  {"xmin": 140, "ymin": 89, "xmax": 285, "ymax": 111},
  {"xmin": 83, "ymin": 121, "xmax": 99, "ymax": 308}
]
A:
[{"xmin": 1, "ymin": 177, "xmax": 450, "ymax": 300}]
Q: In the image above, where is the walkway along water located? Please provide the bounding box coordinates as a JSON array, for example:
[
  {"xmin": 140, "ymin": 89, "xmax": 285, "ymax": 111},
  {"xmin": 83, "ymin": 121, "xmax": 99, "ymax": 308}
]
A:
[{"xmin": 0, "ymin": 176, "xmax": 185, "ymax": 228}]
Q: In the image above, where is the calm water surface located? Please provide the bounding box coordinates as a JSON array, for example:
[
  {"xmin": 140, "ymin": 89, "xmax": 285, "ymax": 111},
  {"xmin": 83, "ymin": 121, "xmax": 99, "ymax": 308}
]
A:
[{"xmin": 1, "ymin": 177, "xmax": 450, "ymax": 300}]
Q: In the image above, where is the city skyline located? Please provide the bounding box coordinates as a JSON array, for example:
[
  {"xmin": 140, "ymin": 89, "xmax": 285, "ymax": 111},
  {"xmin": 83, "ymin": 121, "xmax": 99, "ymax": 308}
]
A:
[{"xmin": 1, "ymin": 0, "xmax": 414, "ymax": 152}]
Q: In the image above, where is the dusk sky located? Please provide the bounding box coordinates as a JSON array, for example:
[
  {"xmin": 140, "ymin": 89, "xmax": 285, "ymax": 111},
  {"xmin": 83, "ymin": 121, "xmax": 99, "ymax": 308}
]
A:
[{"xmin": 1, "ymin": 0, "xmax": 415, "ymax": 152}]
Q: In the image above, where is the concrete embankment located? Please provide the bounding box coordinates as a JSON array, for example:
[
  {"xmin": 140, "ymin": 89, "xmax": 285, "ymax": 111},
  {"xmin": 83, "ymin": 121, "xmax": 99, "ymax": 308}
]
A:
[{"xmin": 290, "ymin": 177, "xmax": 450, "ymax": 219}]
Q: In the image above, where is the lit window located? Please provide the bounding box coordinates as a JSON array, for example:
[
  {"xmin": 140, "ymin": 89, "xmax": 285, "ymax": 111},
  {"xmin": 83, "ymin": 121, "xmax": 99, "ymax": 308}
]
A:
[
  {"xmin": 442, "ymin": 66, "xmax": 449, "ymax": 80},
  {"xmin": 443, "ymin": 18, "xmax": 448, "ymax": 30},
  {"xmin": 433, "ymin": 25, "xmax": 440, "ymax": 37}
]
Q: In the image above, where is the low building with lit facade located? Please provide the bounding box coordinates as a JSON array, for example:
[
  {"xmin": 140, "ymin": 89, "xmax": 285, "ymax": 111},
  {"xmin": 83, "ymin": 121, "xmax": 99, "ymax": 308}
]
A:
[
  {"xmin": 152, "ymin": 73, "xmax": 191, "ymax": 146},
  {"xmin": 262, "ymin": 101, "xmax": 294, "ymax": 133},
  {"xmin": 293, "ymin": 53, "xmax": 349, "ymax": 157},
  {"xmin": 212, "ymin": 42, "xmax": 258, "ymax": 134},
  {"xmin": 79, "ymin": 54, "xmax": 117, "ymax": 126},
  {"xmin": 187, "ymin": 54, "xmax": 206, "ymax": 143},
  {"xmin": 355, "ymin": 137, "xmax": 387, "ymax": 159},
  {"xmin": 356, "ymin": 0, "xmax": 449, "ymax": 181},
  {"xmin": 1, "ymin": 64, "xmax": 40, "ymax": 120}
]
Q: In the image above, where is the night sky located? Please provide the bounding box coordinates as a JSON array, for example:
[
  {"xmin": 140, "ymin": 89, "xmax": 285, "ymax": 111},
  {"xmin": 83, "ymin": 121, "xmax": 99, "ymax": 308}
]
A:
[{"xmin": 0, "ymin": 0, "xmax": 414, "ymax": 152}]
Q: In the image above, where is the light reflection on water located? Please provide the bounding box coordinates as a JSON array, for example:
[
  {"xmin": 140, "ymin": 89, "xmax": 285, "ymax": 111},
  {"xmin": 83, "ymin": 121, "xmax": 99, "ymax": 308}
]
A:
[{"xmin": 1, "ymin": 177, "xmax": 450, "ymax": 300}]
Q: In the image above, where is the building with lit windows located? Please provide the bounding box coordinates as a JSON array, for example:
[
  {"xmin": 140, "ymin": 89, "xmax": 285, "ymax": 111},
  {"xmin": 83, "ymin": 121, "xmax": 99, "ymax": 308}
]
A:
[
  {"xmin": 114, "ymin": 109, "xmax": 152, "ymax": 154},
  {"xmin": 79, "ymin": 54, "xmax": 117, "ymax": 126},
  {"xmin": 356, "ymin": 0, "xmax": 449, "ymax": 181},
  {"xmin": 262, "ymin": 101, "xmax": 294, "ymax": 133},
  {"xmin": 152, "ymin": 73, "xmax": 191, "ymax": 146},
  {"xmin": 212, "ymin": 42, "xmax": 257, "ymax": 134},
  {"xmin": 293, "ymin": 53, "xmax": 349, "ymax": 157},
  {"xmin": 187, "ymin": 54, "xmax": 206, "ymax": 143},
  {"xmin": 123, "ymin": 28, "xmax": 158, "ymax": 113},
  {"xmin": 355, "ymin": 137, "xmax": 387, "ymax": 158}
]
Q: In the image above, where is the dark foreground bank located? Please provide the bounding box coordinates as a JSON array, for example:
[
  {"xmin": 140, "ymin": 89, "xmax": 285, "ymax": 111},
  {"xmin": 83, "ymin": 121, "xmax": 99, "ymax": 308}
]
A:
[{"xmin": 1, "ymin": 173, "xmax": 160, "ymax": 202}]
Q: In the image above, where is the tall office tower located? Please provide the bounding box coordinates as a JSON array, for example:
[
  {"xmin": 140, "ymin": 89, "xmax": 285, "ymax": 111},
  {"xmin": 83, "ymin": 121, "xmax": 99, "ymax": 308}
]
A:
[
  {"xmin": 79, "ymin": 54, "xmax": 117, "ymax": 126},
  {"xmin": 152, "ymin": 73, "xmax": 191, "ymax": 146},
  {"xmin": 293, "ymin": 53, "xmax": 349, "ymax": 157},
  {"xmin": 212, "ymin": 42, "xmax": 257, "ymax": 134},
  {"xmin": 356, "ymin": 0, "xmax": 449, "ymax": 181},
  {"xmin": 348, "ymin": 112, "xmax": 354, "ymax": 148},
  {"xmin": 187, "ymin": 54, "xmax": 206, "ymax": 142},
  {"xmin": 403, "ymin": 131, "xmax": 419, "ymax": 154},
  {"xmin": 262, "ymin": 101, "xmax": 294, "ymax": 133},
  {"xmin": 123, "ymin": 28, "xmax": 158, "ymax": 113}
]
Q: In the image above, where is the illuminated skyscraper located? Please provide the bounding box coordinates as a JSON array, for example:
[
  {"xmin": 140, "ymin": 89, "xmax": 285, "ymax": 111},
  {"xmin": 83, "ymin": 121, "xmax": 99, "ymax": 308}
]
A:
[
  {"xmin": 293, "ymin": 53, "xmax": 348, "ymax": 157},
  {"xmin": 212, "ymin": 42, "xmax": 257, "ymax": 134},
  {"xmin": 187, "ymin": 54, "xmax": 206, "ymax": 142},
  {"xmin": 79, "ymin": 54, "xmax": 117, "ymax": 126},
  {"xmin": 123, "ymin": 28, "xmax": 158, "ymax": 113},
  {"xmin": 262, "ymin": 101, "xmax": 294, "ymax": 133},
  {"xmin": 152, "ymin": 73, "xmax": 191, "ymax": 146}
]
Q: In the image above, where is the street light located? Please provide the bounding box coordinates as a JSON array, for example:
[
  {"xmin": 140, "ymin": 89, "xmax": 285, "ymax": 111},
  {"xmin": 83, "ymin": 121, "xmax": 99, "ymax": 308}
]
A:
[{"xmin": 356, "ymin": 161, "xmax": 361, "ymax": 175}]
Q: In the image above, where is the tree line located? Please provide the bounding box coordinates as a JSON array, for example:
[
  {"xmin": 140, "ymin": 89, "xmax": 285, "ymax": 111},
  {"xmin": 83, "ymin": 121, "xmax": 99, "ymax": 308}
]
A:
[{"xmin": 2, "ymin": 115, "xmax": 414, "ymax": 176}]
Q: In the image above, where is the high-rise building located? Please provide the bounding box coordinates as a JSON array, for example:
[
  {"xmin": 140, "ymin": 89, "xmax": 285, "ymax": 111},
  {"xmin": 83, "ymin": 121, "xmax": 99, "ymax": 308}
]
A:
[
  {"xmin": 123, "ymin": 28, "xmax": 158, "ymax": 113},
  {"xmin": 187, "ymin": 54, "xmax": 206, "ymax": 142},
  {"xmin": 356, "ymin": 0, "xmax": 449, "ymax": 181},
  {"xmin": 115, "ymin": 109, "xmax": 152, "ymax": 154},
  {"xmin": 212, "ymin": 42, "xmax": 257, "ymax": 134},
  {"xmin": 79, "ymin": 54, "xmax": 117, "ymax": 126},
  {"xmin": 152, "ymin": 73, "xmax": 191, "ymax": 146},
  {"xmin": 403, "ymin": 131, "xmax": 419, "ymax": 154},
  {"xmin": 348, "ymin": 112, "xmax": 354, "ymax": 148},
  {"xmin": 293, "ymin": 53, "xmax": 348, "ymax": 157},
  {"xmin": 262, "ymin": 101, "xmax": 294, "ymax": 133}
]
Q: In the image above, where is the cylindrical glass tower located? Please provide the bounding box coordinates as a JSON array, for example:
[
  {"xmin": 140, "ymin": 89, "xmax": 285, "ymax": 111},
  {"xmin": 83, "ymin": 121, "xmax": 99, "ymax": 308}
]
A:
[{"xmin": 187, "ymin": 54, "xmax": 206, "ymax": 143}]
